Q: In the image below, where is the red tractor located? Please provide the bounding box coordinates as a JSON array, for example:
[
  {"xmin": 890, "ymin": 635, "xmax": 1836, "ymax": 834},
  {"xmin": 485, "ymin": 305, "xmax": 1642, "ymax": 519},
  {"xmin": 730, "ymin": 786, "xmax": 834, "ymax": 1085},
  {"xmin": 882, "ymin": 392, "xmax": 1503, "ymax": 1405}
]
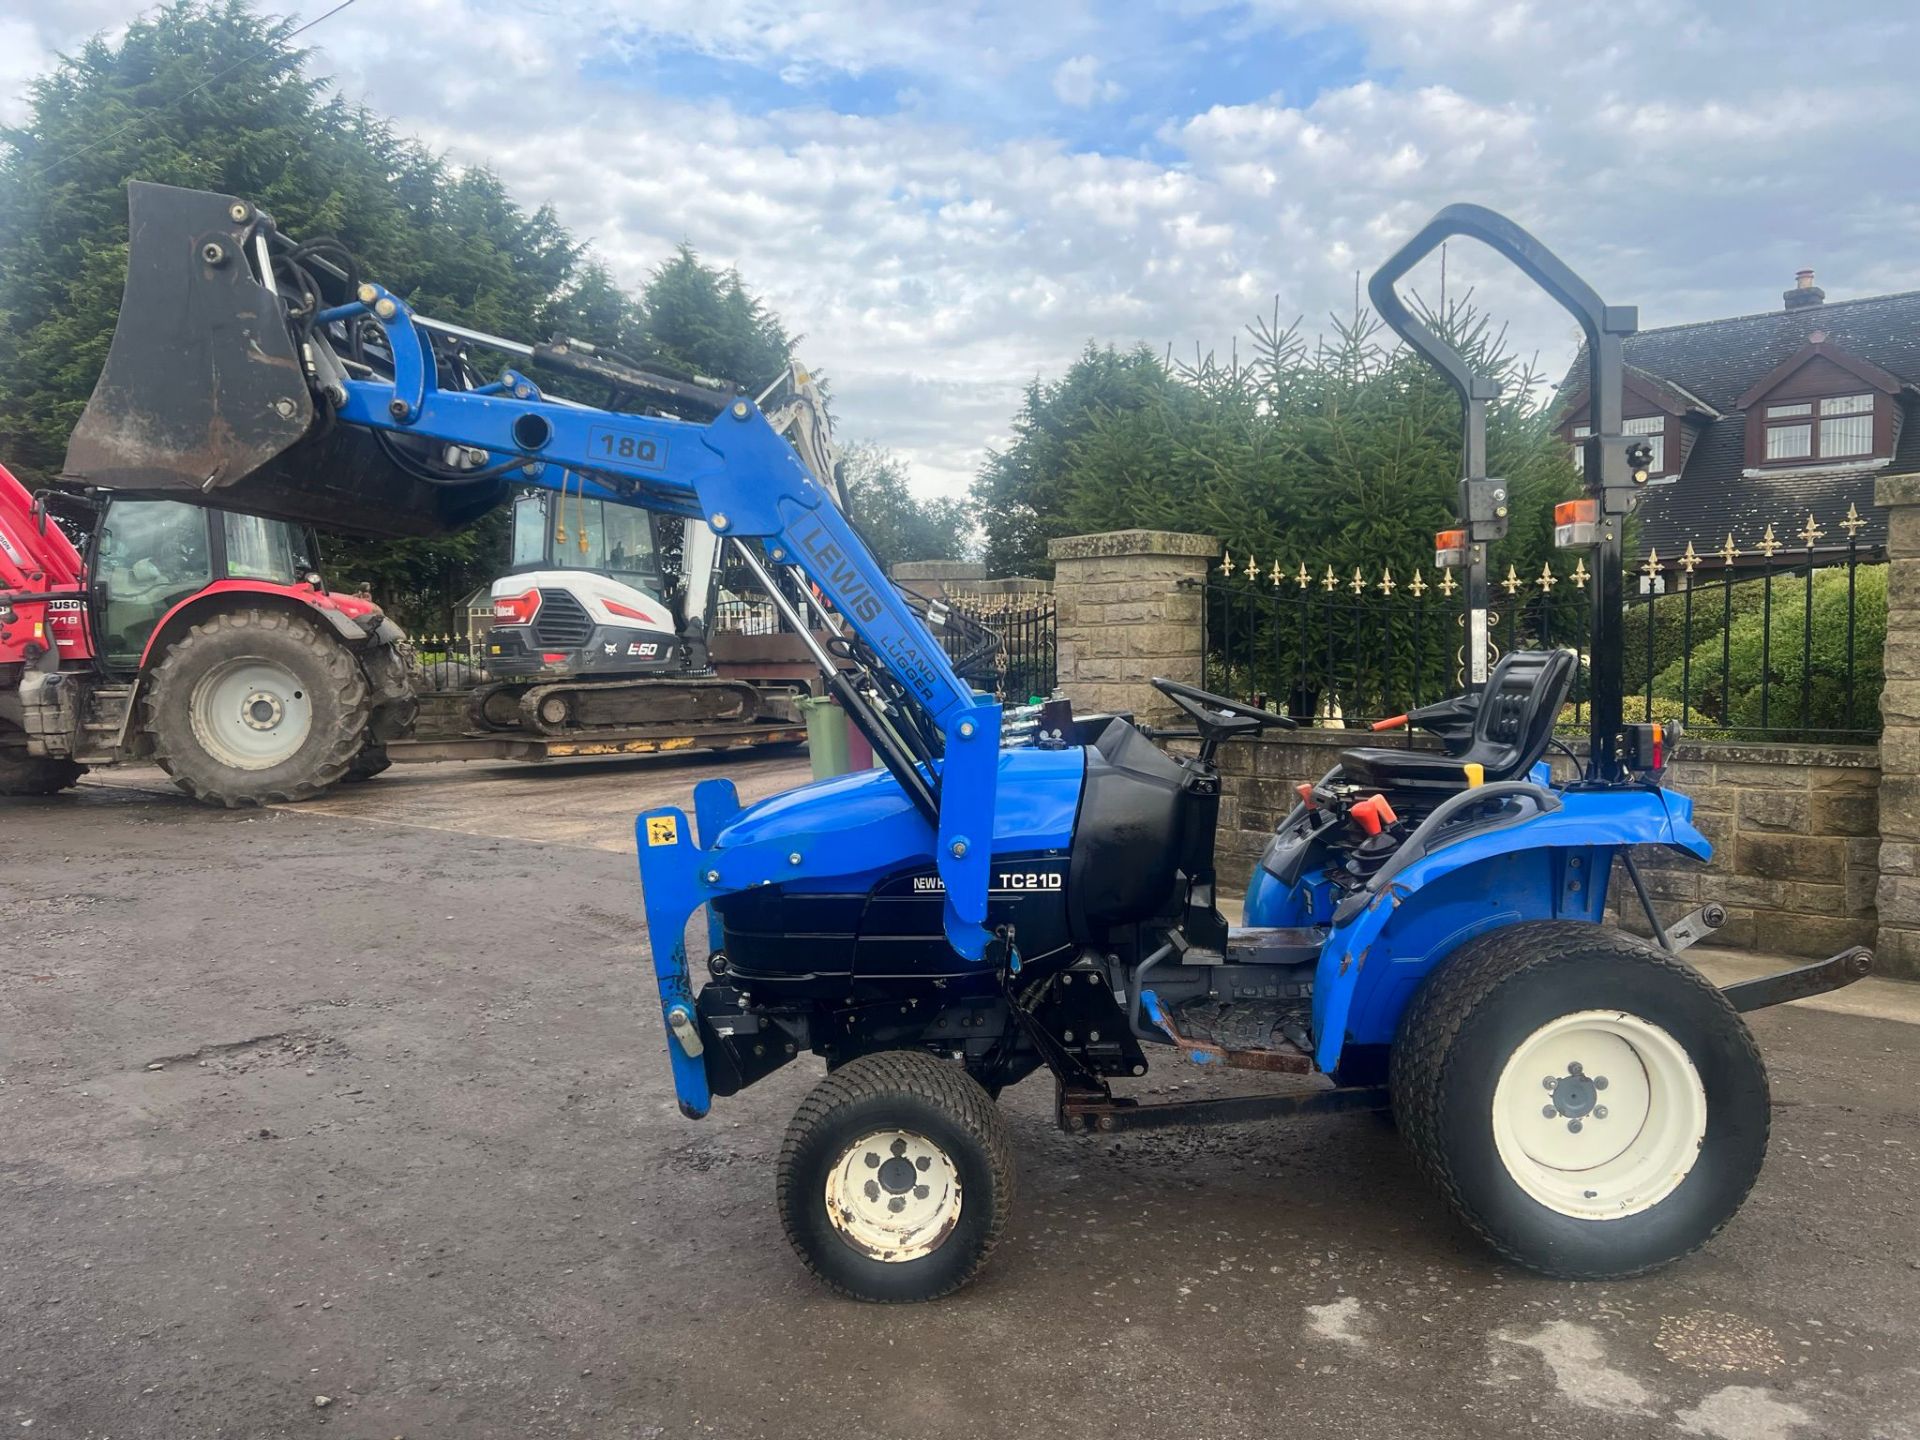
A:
[{"xmin": 1, "ymin": 462, "xmax": 415, "ymax": 803}]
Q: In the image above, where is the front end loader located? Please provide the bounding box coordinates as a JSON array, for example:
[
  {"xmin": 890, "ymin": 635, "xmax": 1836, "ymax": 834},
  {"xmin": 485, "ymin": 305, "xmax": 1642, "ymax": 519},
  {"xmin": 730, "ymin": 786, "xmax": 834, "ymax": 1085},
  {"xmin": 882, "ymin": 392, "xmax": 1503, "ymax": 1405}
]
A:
[{"xmin": 58, "ymin": 182, "xmax": 1875, "ymax": 1302}]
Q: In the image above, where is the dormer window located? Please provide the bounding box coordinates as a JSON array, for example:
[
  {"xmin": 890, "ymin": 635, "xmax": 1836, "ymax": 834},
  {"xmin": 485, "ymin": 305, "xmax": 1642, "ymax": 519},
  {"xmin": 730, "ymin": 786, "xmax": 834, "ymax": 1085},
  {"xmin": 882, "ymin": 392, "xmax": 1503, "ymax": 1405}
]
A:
[{"xmin": 1737, "ymin": 341, "xmax": 1900, "ymax": 470}]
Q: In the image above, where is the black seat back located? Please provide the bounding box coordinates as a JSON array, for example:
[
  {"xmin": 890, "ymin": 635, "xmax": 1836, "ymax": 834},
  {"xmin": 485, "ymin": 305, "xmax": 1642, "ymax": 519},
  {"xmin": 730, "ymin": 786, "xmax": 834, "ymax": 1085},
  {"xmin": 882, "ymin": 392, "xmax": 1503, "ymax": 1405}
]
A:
[{"xmin": 1461, "ymin": 648, "xmax": 1577, "ymax": 781}]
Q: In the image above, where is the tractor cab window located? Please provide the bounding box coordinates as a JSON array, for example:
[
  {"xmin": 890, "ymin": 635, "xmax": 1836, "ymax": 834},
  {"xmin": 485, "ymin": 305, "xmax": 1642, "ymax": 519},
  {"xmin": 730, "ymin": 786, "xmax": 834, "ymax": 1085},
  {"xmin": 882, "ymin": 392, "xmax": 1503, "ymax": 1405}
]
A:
[
  {"xmin": 97, "ymin": 499, "xmax": 213, "ymax": 665},
  {"xmin": 220, "ymin": 511, "xmax": 299, "ymax": 584},
  {"xmin": 510, "ymin": 493, "xmax": 547, "ymax": 570}
]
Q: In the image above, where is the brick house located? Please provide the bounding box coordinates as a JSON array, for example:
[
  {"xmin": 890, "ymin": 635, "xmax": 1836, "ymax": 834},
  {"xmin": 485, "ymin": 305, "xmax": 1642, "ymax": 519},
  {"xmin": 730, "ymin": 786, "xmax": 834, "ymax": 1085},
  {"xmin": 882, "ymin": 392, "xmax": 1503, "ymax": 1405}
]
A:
[{"xmin": 1554, "ymin": 272, "xmax": 1920, "ymax": 570}]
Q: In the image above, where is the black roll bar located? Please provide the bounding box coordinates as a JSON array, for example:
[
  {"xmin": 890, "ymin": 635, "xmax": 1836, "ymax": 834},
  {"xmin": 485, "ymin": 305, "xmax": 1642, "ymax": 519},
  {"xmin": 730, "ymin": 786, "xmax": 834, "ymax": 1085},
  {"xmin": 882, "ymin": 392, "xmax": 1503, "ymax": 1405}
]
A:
[{"xmin": 1366, "ymin": 203, "xmax": 1641, "ymax": 783}]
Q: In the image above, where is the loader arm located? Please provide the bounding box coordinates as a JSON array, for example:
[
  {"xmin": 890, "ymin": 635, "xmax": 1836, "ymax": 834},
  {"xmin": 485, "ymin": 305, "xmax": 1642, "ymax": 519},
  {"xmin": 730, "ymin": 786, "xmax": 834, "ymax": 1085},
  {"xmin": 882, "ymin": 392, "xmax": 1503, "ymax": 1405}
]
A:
[{"xmin": 62, "ymin": 183, "xmax": 999, "ymax": 959}]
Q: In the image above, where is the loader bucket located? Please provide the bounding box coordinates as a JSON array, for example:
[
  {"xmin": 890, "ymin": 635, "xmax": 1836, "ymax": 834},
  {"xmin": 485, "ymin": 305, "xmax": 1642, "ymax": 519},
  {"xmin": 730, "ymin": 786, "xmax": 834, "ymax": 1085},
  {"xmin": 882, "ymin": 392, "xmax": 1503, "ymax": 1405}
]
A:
[{"xmin": 63, "ymin": 182, "xmax": 506, "ymax": 539}]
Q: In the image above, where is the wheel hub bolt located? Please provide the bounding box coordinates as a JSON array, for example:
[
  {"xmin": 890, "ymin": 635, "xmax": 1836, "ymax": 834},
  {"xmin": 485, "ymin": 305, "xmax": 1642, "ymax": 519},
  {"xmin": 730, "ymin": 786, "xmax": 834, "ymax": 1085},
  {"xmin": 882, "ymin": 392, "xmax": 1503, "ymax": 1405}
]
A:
[
  {"xmin": 1542, "ymin": 1104, "xmax": 1557, "ymax": 1119},
  {"xmin": 1567, "ymin": 1119, "xmax": 1583, "ymax": 1134},
  {"xmin": 1593, "ymin": 1105, "xmax": 1608, "ymax": 1120},
  {"xmin": 1594, "ymin": 1076, "xmax": 1609, "ymax": 1090},
  {"xmin": 913, "ymin": 1184, "xmax": 929, "ymax": 1200},
  {"xmin": 887, "ymin": 1196, "xmax": 906, "ymax": 1213},
  {"xmin": 1567, "ymin": 1061, "xmax": 1585, "ymax": 1076}
]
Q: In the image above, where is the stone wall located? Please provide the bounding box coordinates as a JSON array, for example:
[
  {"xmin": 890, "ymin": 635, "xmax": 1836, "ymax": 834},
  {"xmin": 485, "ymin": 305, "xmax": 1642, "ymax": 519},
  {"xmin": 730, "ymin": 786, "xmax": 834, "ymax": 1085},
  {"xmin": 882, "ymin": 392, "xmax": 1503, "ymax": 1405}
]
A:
[
  {"xmin": 1201, "ymin": 730, "xmax": 1880, "ymax": 961},
  {"xmin": 1047, "ymin": 530, "xmax": 1219, "ymax": 724},
  {"xmin": 1604, "ymin": 743, "xmax": 1878, "ymax": 958}
]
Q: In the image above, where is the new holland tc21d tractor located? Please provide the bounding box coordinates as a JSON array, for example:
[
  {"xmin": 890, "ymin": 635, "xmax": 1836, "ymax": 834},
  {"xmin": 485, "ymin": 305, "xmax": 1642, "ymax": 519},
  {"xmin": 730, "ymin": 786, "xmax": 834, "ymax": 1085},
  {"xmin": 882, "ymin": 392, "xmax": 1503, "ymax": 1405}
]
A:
[{"xmin": 66, "ymin": 183, "xmax": 1874, "ymax": 1303}]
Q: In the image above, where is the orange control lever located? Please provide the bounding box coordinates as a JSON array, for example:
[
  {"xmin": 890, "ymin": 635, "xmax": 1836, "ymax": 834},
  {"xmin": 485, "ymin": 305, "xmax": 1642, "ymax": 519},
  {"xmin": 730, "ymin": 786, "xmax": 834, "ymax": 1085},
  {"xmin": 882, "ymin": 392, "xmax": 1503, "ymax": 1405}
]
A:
[
  {"xmin": 1349, "ymin": 794, "xmax": 1399, "ymax": 836},
  {"xmin": 1296, "ymin": 782, "xmax": 1318, "ymax": 810},
  {"xmin": 1371, "ymin": 714, "xmax": 1409, "ymax": 732}
]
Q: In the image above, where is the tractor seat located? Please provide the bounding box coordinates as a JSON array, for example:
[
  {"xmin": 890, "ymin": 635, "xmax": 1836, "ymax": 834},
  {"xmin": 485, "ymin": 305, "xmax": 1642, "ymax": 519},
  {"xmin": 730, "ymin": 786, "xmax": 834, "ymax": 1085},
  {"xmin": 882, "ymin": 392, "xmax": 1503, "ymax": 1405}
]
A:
[{"xmin": 1337, "ymin": 648, "xmax": 1577, "ymax": 796}]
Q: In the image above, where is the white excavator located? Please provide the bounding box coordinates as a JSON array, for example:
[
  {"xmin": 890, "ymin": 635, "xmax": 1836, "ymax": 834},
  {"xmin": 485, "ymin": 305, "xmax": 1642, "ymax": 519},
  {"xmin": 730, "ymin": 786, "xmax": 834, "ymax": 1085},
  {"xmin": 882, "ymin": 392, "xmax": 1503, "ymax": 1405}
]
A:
[{"xmin": 467, "ymin": 361, "xmax": 845, "ymax": 737}]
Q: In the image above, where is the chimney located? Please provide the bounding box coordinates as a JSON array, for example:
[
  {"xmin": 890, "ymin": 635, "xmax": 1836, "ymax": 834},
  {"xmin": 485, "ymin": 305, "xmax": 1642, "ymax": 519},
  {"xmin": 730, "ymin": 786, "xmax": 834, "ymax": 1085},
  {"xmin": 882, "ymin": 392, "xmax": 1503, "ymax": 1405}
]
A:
[{"xmin": 1784, "ymin": 268, "xmax": 1826, "ymax": 311}]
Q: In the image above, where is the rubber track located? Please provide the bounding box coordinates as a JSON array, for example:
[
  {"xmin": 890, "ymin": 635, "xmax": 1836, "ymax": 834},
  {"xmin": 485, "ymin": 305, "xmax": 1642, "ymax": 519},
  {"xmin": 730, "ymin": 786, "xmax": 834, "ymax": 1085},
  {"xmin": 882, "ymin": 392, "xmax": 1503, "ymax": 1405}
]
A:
[
  {"xmin": 145, "ymin": 608, "xmax": 370, "ymax": 808},
  {"xmin": 1389, "ymin": 920, "xmax": 1767, "ymax": 1279},
  {"xmin": 776, "ymin": 1050, "xmax": 1014, "ymax": 1302}
]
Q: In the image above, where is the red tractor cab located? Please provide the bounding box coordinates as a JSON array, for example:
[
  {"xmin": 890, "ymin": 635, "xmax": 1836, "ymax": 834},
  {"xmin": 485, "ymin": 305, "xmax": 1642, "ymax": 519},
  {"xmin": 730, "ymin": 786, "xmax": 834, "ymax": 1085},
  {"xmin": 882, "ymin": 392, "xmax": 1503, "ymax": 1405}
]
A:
[{"xmin": 1, "ymin": 464, "xmax": 415, "ymax": 804}]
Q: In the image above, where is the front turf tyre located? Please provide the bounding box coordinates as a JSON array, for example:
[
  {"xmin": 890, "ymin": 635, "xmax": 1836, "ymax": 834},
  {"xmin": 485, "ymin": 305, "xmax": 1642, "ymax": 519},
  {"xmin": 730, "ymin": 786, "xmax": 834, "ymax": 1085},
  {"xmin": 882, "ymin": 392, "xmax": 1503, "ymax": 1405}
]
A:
[
  {"xmin": 1391, "ymin": 921, "xmax": 1767, "ymax": 1280},
  {"xmin": 144, "ymin": 608, "xmax": 370, "ymax": 807},
  {"xmin": 778, "ymin": 1051, "xmax": 1014, "ymax": 1302}
]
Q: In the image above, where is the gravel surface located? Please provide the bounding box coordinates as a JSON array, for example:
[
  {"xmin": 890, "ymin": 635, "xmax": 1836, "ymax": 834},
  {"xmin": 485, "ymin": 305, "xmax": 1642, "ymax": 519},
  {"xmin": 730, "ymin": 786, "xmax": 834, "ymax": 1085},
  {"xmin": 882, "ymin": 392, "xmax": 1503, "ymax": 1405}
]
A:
[{"xmin": 2, "ymin": 755, "xmax": 1916, "ymax": 1439}]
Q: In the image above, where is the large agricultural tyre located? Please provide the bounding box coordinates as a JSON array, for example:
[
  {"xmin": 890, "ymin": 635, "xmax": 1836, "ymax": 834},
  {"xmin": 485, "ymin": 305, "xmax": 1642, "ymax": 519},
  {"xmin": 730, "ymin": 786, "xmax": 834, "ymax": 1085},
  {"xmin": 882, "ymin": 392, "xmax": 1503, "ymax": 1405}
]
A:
[
  {"xmin": 143, "ymin": 607, "xmax": 371, "ymax": 807},
  {"xmin": 778, "ymin": 1051, "xmax": 1014, "ymax": 1302},
  {"xmin": 0, "ymin": 722, "xmax": 85, "ymax": 796},
  {"xmin": 1390, "ymin": 920, "xmax": 1767, "ymax": 1280}
]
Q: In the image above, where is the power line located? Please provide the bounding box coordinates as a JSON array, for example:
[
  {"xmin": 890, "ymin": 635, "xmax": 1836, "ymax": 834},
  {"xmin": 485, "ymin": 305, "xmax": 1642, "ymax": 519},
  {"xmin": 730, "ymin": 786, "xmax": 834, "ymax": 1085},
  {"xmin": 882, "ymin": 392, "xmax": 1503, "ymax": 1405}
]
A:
[{"xmin": 29, "ymin": 0, "xmax": 362, "ymax": 182}]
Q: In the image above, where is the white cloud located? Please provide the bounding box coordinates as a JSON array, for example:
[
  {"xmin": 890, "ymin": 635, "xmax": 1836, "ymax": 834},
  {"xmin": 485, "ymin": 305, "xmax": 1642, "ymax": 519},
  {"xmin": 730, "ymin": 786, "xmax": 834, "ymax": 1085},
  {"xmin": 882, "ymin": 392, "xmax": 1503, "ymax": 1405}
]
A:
[
  {"xmin": 3, "ymin": 0, "xmax": 1919, "ymax": 503},
  {"xmin": 1051, "ymin": 54, "xmax": 1121, "ymax": 108}
]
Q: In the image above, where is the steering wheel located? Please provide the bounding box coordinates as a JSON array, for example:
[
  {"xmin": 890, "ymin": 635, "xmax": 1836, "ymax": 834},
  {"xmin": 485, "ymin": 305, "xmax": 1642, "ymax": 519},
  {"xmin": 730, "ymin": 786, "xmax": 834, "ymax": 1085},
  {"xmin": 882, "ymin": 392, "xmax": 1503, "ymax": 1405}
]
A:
[{"xmin": 1151, "ymin": 676, "xmax": 1298, "ymax": 742}]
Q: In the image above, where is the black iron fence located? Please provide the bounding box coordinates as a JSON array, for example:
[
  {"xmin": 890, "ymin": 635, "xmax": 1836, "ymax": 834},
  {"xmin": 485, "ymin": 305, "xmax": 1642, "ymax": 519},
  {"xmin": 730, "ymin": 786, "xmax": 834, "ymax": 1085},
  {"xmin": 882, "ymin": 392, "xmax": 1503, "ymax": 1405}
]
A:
[
  {"xmin": 943, "ymin": 590, "xmax": 1058, "ymax": 703},
  {"xmin": 1203, "ymin": 506, "xmax": 1886, "ymax": 742}
]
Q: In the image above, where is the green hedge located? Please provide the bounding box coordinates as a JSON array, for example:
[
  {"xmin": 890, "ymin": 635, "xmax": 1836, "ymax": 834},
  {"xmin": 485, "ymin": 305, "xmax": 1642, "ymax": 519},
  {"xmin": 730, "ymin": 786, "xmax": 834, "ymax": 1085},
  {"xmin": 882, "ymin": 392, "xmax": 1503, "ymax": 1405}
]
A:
[{"xmin": 1633, "ymin": 565, "xmax": 1886, "ymax": 738}]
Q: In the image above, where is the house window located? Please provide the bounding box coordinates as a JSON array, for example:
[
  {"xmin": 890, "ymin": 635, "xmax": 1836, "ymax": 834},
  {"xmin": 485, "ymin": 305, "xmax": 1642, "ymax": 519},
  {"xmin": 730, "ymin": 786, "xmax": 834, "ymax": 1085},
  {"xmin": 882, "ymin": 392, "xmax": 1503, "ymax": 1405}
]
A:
[
  {"xmin": 1819, "ymin": 394, "xmax": 1874, "ymax": 457},
  {"xmin": 1760, "ymin": 393, "xmax": 1875, "ymax": 464},
  {"xmin": 1570, "ymin": 418, "xmax": 1666, "ymax": 475},
  {"xmin": 1625, "ymin": 415, "xmax": 1666, "ymax": 474}
]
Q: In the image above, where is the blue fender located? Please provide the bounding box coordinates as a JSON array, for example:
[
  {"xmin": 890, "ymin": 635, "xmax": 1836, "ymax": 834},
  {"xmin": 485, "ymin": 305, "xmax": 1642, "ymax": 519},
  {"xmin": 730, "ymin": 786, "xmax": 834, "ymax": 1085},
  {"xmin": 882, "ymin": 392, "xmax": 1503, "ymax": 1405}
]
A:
[{"xmin": 1305, "ymin": 786, "xmax": 1710, "ymax": 1072}]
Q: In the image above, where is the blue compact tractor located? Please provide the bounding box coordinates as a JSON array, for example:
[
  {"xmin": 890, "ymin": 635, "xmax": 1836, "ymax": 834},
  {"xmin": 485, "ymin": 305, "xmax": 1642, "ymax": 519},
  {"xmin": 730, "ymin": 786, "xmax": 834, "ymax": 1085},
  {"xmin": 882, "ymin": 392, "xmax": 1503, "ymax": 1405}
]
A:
[{"xmin": 72, "ymin": 186, "xmax": 1874, "ymax": 1303}]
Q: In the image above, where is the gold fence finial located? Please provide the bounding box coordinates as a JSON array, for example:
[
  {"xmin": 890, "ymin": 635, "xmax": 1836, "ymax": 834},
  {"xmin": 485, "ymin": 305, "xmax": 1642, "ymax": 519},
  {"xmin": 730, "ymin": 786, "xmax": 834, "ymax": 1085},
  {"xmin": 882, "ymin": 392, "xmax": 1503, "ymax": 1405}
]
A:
[
  {"xmin": 1500, "ymin": 564, "xmax": 1521, "ymax": 596},
  {"xmin": 1271, "ymin": 559, "xmax": 1284, "ymax": 587},
  {"xmin": 1408, "ymin": 567, "xmax": 1428, "ymax": 597},
  {"xmin": 1679, "ymin": 540, "xmax": 1700, "ymax": 575},
  {"xmin": 1842, "ymin": 501, "xmax": 1865, "ymax": 538},
  {"xmin": 1438, "ymin": 568, "xmax": 1458, "ymax": 597},
  {"xmin": 1246, "ymin": 554, "xmax": 1261, "ymax": 582},
  {"xmin": 1799, "ymin": 512, "xmax": 1825, "ymax": 548},
  {"xmin": 1378, "ymin": 565, "xmax": 1396, "ymax": 596},
  {"xmin": 1718, "ymin": 531, "xmax": 1740, "ymax": 565},
  {"xmin": 1221, "ymin": 549, "xmax": 1235, "ymax": 576},
  {"xmin": 1349, "ymin": 566, "xmax": 1366, "ymax": 595},
  {"xmin": 1294, "ymin": 561, "xmax": 1311, "ymax": 589},
  {"xmin": 1572, "ymin": 558, "xmax": 1590, "ymax": 589},
  {"xmin": 1538, "ymin": 560, "xmax": 1557, "ymax": 592},
  {"xmin": 1322, "ymin": 564, "xmax": 1338, "ymax": 592},
  {"xmin": 1757, "ymin": 523, "xmax": 1782, "ymax": 558},
  {"xmin": 1641, "ymin": 547, "xmax": 1663, "ymax": 579}
]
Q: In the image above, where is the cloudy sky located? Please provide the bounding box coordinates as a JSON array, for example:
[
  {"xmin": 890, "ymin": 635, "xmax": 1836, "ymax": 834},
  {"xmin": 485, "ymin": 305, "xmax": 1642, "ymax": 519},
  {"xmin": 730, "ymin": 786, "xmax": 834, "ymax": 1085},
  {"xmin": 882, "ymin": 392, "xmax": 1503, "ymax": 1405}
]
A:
[{"xmin": 6, "ymin": 0, "xmax": 1920, "ymax": 496}]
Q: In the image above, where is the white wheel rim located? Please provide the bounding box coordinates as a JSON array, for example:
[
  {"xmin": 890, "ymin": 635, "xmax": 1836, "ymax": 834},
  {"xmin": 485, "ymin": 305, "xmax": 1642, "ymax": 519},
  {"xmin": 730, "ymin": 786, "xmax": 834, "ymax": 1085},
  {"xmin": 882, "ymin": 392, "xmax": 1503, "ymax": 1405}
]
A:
[
  {"xmin": 823, "ymin": 1129, "xmax": 962, "ymax": 1262},
  {"xmin": 1491, "ymin": 1009, "xmax": 1707, "ymax": 1220},
  {"xmin": 189, "ymin": 658, "xmax": 314, "ymax": 769}
]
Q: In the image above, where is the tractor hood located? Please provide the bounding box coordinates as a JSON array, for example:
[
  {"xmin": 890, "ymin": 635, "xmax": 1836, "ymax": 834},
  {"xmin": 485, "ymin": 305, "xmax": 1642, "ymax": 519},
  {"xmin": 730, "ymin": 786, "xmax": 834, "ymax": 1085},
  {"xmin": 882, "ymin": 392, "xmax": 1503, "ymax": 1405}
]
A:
[
  {"xmin": 711, "ymin": 745, "xmax": 1084, "ymax": 883},
  {"xmin": 63, "ymin": 182, "xmax": 505, "ymax": 539}
]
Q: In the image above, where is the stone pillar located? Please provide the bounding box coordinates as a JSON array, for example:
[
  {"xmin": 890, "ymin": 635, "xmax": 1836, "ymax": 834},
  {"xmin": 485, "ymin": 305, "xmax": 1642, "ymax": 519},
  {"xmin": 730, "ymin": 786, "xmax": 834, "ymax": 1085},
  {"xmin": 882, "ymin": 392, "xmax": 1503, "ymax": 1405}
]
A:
[
  {"xmin": 1047, "ymin": 530, "xmax": 1219, "ymax": 724},
  {"xmin": 1874, "ymin": 473, "xmax": 1920, "ymax": 978},
  {"xmin": 889, "ymin": 559, "xmax": 985, "ymax": 604}
]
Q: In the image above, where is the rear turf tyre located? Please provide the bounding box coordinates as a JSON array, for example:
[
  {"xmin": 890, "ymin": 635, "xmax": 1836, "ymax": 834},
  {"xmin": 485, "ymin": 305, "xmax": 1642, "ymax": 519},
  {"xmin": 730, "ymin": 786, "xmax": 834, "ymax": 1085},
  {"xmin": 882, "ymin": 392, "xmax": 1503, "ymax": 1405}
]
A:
[
  {"xmin": 0, "ymin": 723, "xmax": 85, "ymax": 796},
  {"xmin": 145, "ymin": 608, "xmax": 370, "ymax": 807},
  {"xmin": 778, "ymin": 1051, "xmax": 1014, "ymax": 1302},
  {"xmin": 1391, "ymin": 920, "xmax": 1767, "ymax": 1280}
]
